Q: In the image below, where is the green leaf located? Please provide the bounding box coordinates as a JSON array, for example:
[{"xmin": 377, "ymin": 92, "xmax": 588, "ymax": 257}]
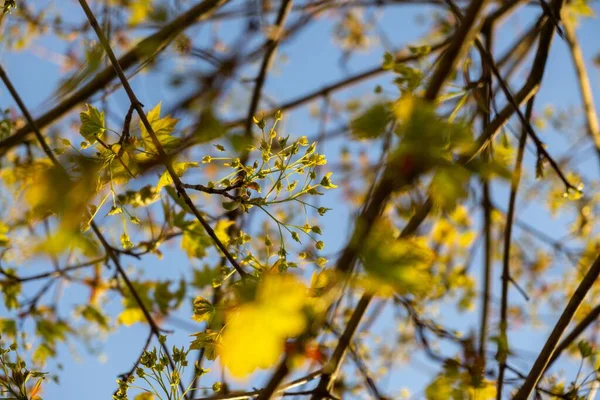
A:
[
  {"xmin": 154, "ymin": 280, "xmax": 185, "ymax": 315},
  {"xmin": 193, "ymin": 265, "xmax": 220, "ymax": 289},
  {"xmin": 320, "ymin": 172, "xmax": 338, "ymax": 189},
  {"xmin": 2, "ymin": 0, "xmax": 16, "ymax": 16},
  {"xmin": 382, "ymin": 52, "xmax": 395, "ymax": 70},
  {"xmin": 121, "ymin": 233, "xmax": 133, "ymax": 250},
  {"xmin": 425, "ymin": 375, "xmax": 453, "ymax": 400},
  {"xmin": 222, "ymin": 200, "xmax": 242, "ymax": 211},
  {"xmin": 429, "ymin": 165, "xmax": 471, "ymax": 212},
  {"xmin": 579, "ymin": 339, "xmax": 593, "ymax": 359},
  {"xmin": 134, "ymin": 393, "xmax": 155, "ymax": 400},
  {"xmin": 361, "ymin": 219, "xmax": 433, "ymax": 295},
  {"xmin": 32, "ymin": 344, "xmax": 55, "ymax": 366},
  {"xmin": 193, "ymin": 109, "xmax": 227, "ymax": 143},
  {"xmin": 79, "ymin": 305, "xmax": 109, "ymax": 331},
  {"xmin": 0, "ymin": 318, "xmax": 16, "ymax": 337},
  {"xmin": 59, "ymin": 44, "xmax": 104, "ymax": 97},
  {"xmin": 79, "ymin": 104, "xmax": 105, "ymax": 143},
  {"xmin": 156, "ymin": 161, "xmax": 199, "ymax": 191},
  {"xmin": 141, "ymin": 102, "xmax": 180, "ymax": 153},
  {"xmin": 165, "ymin": 186, "xmax": 193, "ymax": 214},
  {"xmin": 350, "ymin": 103, "xmax": 390, "ymax": 139},
  {"xmin": 192, "ymin": 296, "xmax": 215, "ymax": 323},
  {"xmin": 107, "ymin": 206, "xmax": 123, "ymax": 216},
  {"xmin": 181, "ymin": 221, "xmax": 212, "ymax": 259},
  {"xmin": 190, "ymin": 331, "xmax": 220, "ymax": 360}
]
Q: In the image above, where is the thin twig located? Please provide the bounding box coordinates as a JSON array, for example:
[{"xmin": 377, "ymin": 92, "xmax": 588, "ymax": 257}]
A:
[
  {"xmin": 77, "ymin": 0, "xmax": 249, "ymax": 280},
  {"xmin": 496, "ymin": 98, "xmax": 534, "ymax": 399},
  {"xmin": 0, "ymin": 0, "xmax": 228, "ymax": 155},
  {"xmin": 114, "ymin": 330, "xmax": 154, "ymax": 397},
  {"xmin": 243, "ymin": 0, "xmax": 293, "ymax": 141},
  {"xmin": 561, "ymin": 10, "xmax": 600, "ymax": 166},
  {"xmin": 445, "ymin": 0, "xmax": 576, "ymax": 191},
  {"xmin": 0, "ymin": 257, "xmax": 105, "ymax": 284},
  {"xmin": 310, "ymin": 294, "xmax": 373, "ymax": 400},
  {"xmin": 0, "ymin": 61, "xmax": 184, "ymax": 395},
  {"xmin": 513, "ymin": 255, "xmax": 600, "ymax": 398}
]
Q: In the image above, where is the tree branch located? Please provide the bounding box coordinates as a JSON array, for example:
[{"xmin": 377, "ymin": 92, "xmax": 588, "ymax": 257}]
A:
[
  {"xmin": 0, "ymin": 61, "xmax": 184, "ymax": 396},
  {"xmin": 77, "ymin": 0, "xmax": 249, "ymax": 280},
  {"xmin": 561, "ymin": 10, "xmax": 600, "ymax": 166},
  {"xmin": 0, "ymin": 0, "xmax": 227, "ymax": 156},
  {"xmin": 496, "ymin": 98, "xmax": 534, "ymax": 399},
  {"xmin": 513, "ymin": 255, "xmax": 600, "ymax": 398}
]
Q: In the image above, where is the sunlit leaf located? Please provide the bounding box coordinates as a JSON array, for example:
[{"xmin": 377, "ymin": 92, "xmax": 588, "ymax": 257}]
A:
[
  {"xmin": 157, "ymin": 161, "xmax": 199, "ymax": 191},
  {"xmin": 140, "ymin": 102, "xmax": 180, "ymax": 153},
  {"xmin": 181, "ymin": 221, "xmax": 212, "ymax": 259},
  {"xmin": 79, "ymin": 104, "xmax": 105, "ymax": 144}
]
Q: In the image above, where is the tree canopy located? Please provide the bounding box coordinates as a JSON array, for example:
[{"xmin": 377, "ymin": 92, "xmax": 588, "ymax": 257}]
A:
[{"xmin": 0, "ymin": 0, "xmax": 600, "ymax": 399}]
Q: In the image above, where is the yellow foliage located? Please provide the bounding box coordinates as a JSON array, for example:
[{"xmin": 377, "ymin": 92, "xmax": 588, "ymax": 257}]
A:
[
  {"xmin": 219, "ymin": 274, "xmax": 307, "ymax": 377},
  {"xmin": 140, "ymin": 102, "xmax": 179, "ymax": 153},
  {"xmin": 135, "ymin": 393, "xmax": 155, "ymax": 400},
  {"xmin": 129, "ymin": 0, "xmax": 153, "ymax": 26},
  {"xmin": 214, "ymin": 220, "xmax": 235, "ymax": 244},
  {"xmin": 360, "ymin": 219, "xmax": 434, "ymax": 296},
  {"xmin": 392, "ymin": 93, "xmax": 416, "ymax": 124},
  {"xmin": 118, "ymin": 308, "xmax": 146, "ymax": 327},
  {"xmin": 432, "ymin": 219, "xmax": 455, "ymax": 244},
  {"xmin": 468, "ymin": 381, "xmax": 496, "ymax": 399}
]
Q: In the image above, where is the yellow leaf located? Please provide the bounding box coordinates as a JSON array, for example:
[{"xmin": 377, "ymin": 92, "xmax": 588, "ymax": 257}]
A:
[
  {"xmin": 219, "ymin": 274, "xmax": 307, "ymax": 377},
  {"xmin": 468, "ymin": 380, "xmax": 497, "ymax": 399},
  {"xmin": 458, "ymin": 231, "xmax": 476, "ymax": 247},
  {"xmin": 361, "ymin": 219, "xmax": 434, "ymax": 296},
  {"xmin": 192, "ymin": 296, "xmax": 215, "ymax": 323},
  {"xmin": 431, "ymin": 219, "xmax": 455, "ymax": 244},
  {"xmin": 140, "ymin": 102, "xmax": 179, "ymax": 153},
  {"xmin": 392, "ymin": 93, "xmax": 416, "ymax": 124},
  {"xmin": 449, "ymin": 205, "xmax": 471, "ymax": 227},
  {"xmin": 214, "ymin": 220, "xmax": 235, "ymax": 244},
  {"xmin": 130, "ymin": 0, "xmax": 153, "ymax": 25},
  {"xmin": 118, "ymin": 308, "xmax": 145, "ymax": 326},
  {"xmin": 156, "ymin": 162, "xmax": 198, "ymax": 191},
  {"xmin": 135, "ymin": 393, "xmax": 155, "ymax": 400}
]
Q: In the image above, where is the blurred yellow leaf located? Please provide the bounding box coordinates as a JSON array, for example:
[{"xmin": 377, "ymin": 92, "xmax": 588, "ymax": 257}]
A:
[
  {"xmin": 130, "ymin": 0, "xmax": 153, "ymax": 25},
  {"xmin": 118, "ymin": 308, "xmax": 145, "ymax": 326},
  {"xmin": 219, "ymin": 274, "xmax": 307, "ymax": 377},
  {"xmin": 135, "ymin": 393, "xmax": 155, "ymax": 400},
  {"xmin": 361, "ymin": 219, "xmax": 433, "ymax": 296}
]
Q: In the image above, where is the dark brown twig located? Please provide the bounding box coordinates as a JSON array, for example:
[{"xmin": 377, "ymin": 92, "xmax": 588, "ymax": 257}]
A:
[
  {"xmin": 496, "ymin": 98, "xmax": 534, "ymax": 399},
  {"xmin": 0, "ymin": 0, "xmax": 228, "ymax": 155}
]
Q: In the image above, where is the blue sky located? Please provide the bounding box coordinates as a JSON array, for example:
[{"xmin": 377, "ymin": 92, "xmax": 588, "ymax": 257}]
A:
[{"xmin": 1, "ymin": 1, "xmax": 600, "ymax": 399}]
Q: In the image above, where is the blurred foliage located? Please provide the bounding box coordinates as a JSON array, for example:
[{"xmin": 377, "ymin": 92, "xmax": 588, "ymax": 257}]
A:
[{"xmin": 0, "ymin": 0, "xmax": 599, "ymax": 399}]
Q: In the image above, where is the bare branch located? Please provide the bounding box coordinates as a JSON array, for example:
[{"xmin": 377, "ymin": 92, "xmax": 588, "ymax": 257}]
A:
[{"xmin": 0, "ymin": 0, "xmax": 227, "ymax": 155}]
